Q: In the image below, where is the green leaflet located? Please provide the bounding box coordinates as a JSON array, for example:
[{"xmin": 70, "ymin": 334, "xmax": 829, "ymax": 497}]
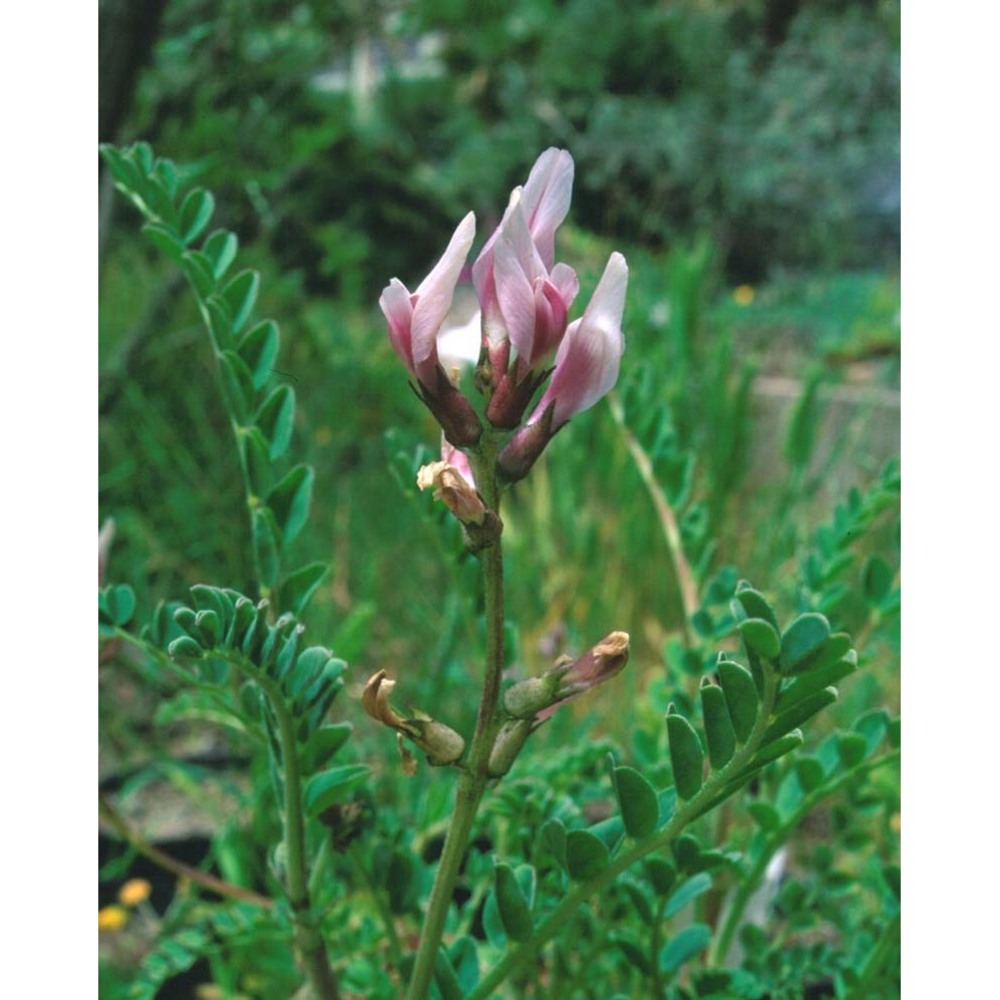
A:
[
  {"xmin": 738, "ymin": 618, "xmax": 781, "ymax": 660},
  {"xmin": 302, "ymin": 764, "xmax": 369, "ymax": 818},
  {"xmin": 179, "ymin": 187, "xmax": 215, "ymax": 244},
  {"xmin": 718, "ymin": 660, "xmax": 759, "ymax": 743},
  {"xmin": 779, "ymin": 612, "xmax": 831, "ymax": 674},
  {"xmin": 494, "ymin": 863, "xmax": 533, "ymax": 942},
  {"xmin": 700, "ymin": 682, "xmax": 736, "ymax": 769},
  {"xmin": 202, "ymin": 228, "xmax": 239, "ymax": 280},
  {"xmin": 268, "ymin": 465, "xmax": 314, "ymax": 544},
  {"xmin": 666, "ymin": 711, "xmax": 704, "ymax": 800},
  {"xmin": 222, "ymin": 270, "xmax": 260, "ymax": 334},
  {"xmin": 256, "ymin": 385, "xmax": 296, "ymax": 460},
  {"xmin": 610, "ymin": 761, "xmax": 659, "ymax": 839},
  {"xmin": 565, "ymin": 829, "xmax": 610, "ymax": 881}
]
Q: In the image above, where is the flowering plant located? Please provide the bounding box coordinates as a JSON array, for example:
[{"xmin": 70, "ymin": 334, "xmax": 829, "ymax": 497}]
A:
[{"xmin": 100, "ymin": 142, "xmax": 899, "ymax": 1000}]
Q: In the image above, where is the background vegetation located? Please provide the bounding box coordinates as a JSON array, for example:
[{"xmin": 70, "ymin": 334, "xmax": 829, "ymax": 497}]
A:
[{"xmin": 99, "ymin": 1, "xmax": 900, "ymax": 996}]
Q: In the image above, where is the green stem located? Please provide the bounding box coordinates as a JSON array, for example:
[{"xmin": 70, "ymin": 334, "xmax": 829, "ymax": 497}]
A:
[
  {"xmin": 608, "ymin": 392, "xmax": 699, "ymax": 646},
  {"xmin": 710, "ymin": 749, "xmax": 900, "ymax": 965},
  {"xmin": 113, "ymin": 625, "xmax": 335, "ymax": 994},
  {"xmin": 405, "ymin": 435, "xmax": 507, "ymax": 1000},
  {"xmin": 190, "ymin": 283, "xmax": 272, "ymax": 603},
  {"xmin": 650, "ymin": 895, "xmax": 668, "ymax": 998},
  {"xmin": 467, "ymin": 671, "xmax": 780, "ymax": 1000},
  {"xmin": 257, "ymin": 670, "xmax": 339, "ymax": 999},
  {"xmin": 232, "ymin": 423, "xmax": 272, "ymax": 604}
]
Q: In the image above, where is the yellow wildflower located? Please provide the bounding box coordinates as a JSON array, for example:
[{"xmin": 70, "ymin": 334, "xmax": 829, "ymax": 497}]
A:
[
  {"xmin": 118, "ymin": 878, "xmax": 152, "ymax": 907},
  {"xmin": 98, "ymin": 905, "xmax": 128, "ymax": 932},
  {"xmin": 733, "ymin": 284, "xmax": 755, "ymax": 306}
]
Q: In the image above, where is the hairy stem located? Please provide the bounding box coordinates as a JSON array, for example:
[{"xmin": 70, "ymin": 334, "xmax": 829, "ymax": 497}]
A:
[
  {"xmin": 608, "ymin": 392, "xmax": 699, "ymax": 644},
  {"xmin": 405, "ymin": 434, "xmax": 506, "ymax": 1000}
]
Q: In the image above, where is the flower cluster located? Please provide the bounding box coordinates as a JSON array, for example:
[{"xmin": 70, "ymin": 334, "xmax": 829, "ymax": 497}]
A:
[{"xmin": 379, "ymin": 148, "xmax": 628, "ymax": 486}]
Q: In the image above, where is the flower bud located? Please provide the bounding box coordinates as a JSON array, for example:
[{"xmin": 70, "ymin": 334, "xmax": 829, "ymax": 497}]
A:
[
  {"xmin": 502, "ymin": 675, "xmax": 559, "ymax": 720},
  {"xmin": 417, "ymin": 366, "xmax": 482, "ymax": 448},
  {"xmin": 502, "ymin": 631, "xmax": 631, "ymax": 725},
  {"xmin": 485, "ymin": 365, "xmax": 550, "ymax": 430},
  {"xmin": 496, "ymin": 401, "xmax": 559, "ymax": 483},
  {"xmin": 487, "ymin": 719, "xmax": 534, "ymax": 778}
]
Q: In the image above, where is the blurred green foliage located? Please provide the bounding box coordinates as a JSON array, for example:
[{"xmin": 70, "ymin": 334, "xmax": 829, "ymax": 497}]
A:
[{"xmin": 105, "ymin": 0, "xmax": 899, "ymax": 296}]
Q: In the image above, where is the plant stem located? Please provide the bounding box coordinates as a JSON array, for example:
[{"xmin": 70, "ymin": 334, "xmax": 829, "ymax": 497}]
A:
[
  {"xmin": 466, "ymin": 671, "xmax": 780, "ymax": 1000},
  {"xmin": 112, "ymin": 627, "xmax": 335, "ymax": 994},
  {"xmin": 608, "ymin": 392, "xmax": 699, "ymax": 644},
  {"xmin": 260, "ymin": 672, "xmax": 339, "ymax": 999},
  {"xmin": 405, "ymin": 435, "xmax": 507, "ymax": 1000},
  {"xmin": 650, "ymin": 895, "xmax": 668, "ymax": 998}
]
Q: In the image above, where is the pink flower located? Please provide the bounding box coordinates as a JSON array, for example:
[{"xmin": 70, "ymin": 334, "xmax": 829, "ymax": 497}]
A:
[
  {"xmin": 472, "ymin": 149, "xmax": 574, "ymax": 351},
  {"xmin": 379, "ymin": 213, "xmax": 483, "ymax": 447},
  {"xmin": 380, "ymin": 212, "xmax": 476, "ymax": 388},
  {"xmin": 517, "ymin": 146, "xmax": 575, "ymax": 270},
  {"xmin": 496, "ymin": 252, "xmax": 628, "ymax": 482},
  {"xmin": 530, "ymin": 252, "xmax": 628, "ymax": 426},
  {"xmin": 493, "ymin": 193, "xmax": 579, "ymax": 372}
]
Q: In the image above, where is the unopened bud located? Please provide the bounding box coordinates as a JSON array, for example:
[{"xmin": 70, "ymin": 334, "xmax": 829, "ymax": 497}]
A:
[
  {"xmin": 486, "ymin": 365, "xmax": 549, "ymax": 430},
  {"xmin": 488, "ymin": 719, "xmax": 534, "ymax": 777},
  {"xmin": 503, "ymin": 675, "xmax": 559, "ymax": 720},
  {"xmin": 497, "ymin": 401, "xmax": 561, "ymax": 483},
  {"xmin": 507, "ymin": 631, "xmax": 631, "ymax": 726}
]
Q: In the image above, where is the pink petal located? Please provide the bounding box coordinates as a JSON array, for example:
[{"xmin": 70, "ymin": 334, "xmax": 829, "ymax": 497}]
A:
[
  {"xmin": 411, "ymin": 212, "xmax": 476, "ymax": 375},
  {"xmin": 532, "ymin": 252, "xmax": 628, "ymax": 425},
  {"xmin": 379, "ymin": 278, "xmax": 417, "ymax": 376},
  {"xmin": 441, "ymin": 438, "xmax": 476, "ymax": 488},
  {"xmin": 521, "ymin": 149, "xmax": 574, "ymax": 269},
  {"xmin": 495, "ymin": 227, "xmax": 539, "ymax": 362},
  {"xmin": 549, "ymin": 262, "xmax": 580, "ymax": 308},
  {"xmin": 530, "ymin": 278, "xmax": 569, "ymax": 364},
  {"xmin": 472, "ymin": 191, "xmax": 521, "ymax": 347}
]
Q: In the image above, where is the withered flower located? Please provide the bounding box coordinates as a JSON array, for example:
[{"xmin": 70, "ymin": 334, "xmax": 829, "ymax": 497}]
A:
[{"xmin": 362, "ymin": 670, "xmax": 466, "ymax": 767}]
